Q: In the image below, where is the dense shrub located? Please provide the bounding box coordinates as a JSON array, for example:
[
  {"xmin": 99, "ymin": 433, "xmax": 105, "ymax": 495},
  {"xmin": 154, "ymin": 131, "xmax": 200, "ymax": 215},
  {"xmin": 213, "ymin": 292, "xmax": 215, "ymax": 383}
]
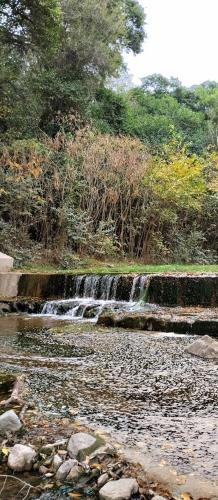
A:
[{"xmin": 0, "ymin": 131, "xmax": 217, "ymax": 264}]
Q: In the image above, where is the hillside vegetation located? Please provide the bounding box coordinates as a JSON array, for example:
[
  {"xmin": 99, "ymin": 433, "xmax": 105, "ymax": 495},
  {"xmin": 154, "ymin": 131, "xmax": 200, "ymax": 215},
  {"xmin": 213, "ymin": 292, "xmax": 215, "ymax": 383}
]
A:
[{"xmin": 0, "ymin": 1, "xmax": 217, "ymax": 268}]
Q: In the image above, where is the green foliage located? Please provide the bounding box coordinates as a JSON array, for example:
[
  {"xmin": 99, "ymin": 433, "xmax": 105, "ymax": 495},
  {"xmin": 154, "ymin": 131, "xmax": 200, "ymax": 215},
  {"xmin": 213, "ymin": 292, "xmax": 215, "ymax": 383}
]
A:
[
  {"xmin": 0, "ymin": 0, "xmax": 217, "ymax": 266},
  {"xmin": 90, "ymin": 88, "xmax": 129, "ymax": 134},
  {"xmin": 0, "ymin": 132, "xmax": 217, "ymax": 265},
  {"xmin": 0, "ymin": 0, "xmax": 61, "ymax": 54},
  {"xmin": 0, "ymin": 0, "xmax": 146, "ymax": 139},
  {"xmin": 170, "ymin": 227, "xmax": 217, "ymax": 264}
]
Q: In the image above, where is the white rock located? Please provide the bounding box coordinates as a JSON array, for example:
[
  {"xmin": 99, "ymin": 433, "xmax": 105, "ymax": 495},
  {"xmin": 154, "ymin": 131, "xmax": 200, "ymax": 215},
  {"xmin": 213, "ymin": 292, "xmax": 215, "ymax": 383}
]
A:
[
  {"xmin": 67, "ymin": 432, "xmax": 96, "ymax": 459},
  {"xmin": 98, "ymin": 473, "xmax": 109, "ymax": 488},
  {"xmin": 66, "ymin": 464, "xmax": 83, "ymax": 481},
  {"xmin": 99, "ymin": 478, "xmax": 139, "ymax": 500},
  {"xmin": 185, "ymin": 335, "xmax": 218, "ymax": 359},
  {"xmin": 8, "ymin": 444, "xmax": 36, "ymax": 472},
  {"xmin": 0, "ymin": 410, "xmax": 22, "ymax": 435},
  {"xmin": 52, "ymin": 454, "xmax": 62, "ymax": 472},
  {"xmin": 55, "ymin": 458, "xmax": 78, "ymax": 481}
]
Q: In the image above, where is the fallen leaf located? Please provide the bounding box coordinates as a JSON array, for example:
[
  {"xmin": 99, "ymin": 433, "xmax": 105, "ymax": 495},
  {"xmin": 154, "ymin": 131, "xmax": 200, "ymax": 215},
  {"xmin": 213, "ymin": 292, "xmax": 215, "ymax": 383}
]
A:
[
  {"xmin": 1, "ymin": 447, "xmax": 9, "ymax": 456},
  {"xmin": 68, "ymin": 493, "xmax": 82, "ymax": 498},
  {"xmin": 181, "ymin": 493, "xmax": 191, "ymax": 500},
  {"xmin": 90, "ymin": 463, "xmax": 102, "ymax": 470}
]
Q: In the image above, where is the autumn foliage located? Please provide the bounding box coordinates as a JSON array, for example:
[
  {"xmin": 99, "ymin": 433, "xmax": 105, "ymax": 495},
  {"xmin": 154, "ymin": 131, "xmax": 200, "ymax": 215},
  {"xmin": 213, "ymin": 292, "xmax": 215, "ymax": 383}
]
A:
[{"xmin": 0, "ymin": 130, "xmax": 217, "ymax": 265}]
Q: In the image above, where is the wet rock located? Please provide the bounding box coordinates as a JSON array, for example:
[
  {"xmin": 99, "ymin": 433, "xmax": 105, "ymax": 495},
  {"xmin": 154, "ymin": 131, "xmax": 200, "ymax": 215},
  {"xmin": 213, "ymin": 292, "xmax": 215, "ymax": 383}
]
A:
[
  {"xmin": 185, "ymin": 335, "xmax": 218, "ymax": 359},
  {"xmin": 0, "ymin": 410, "xmax": 22, "ymax": 435},
  {"xmin": 98, "ymin": 310, "xmax": 115, "ymax": 327},
  {"xmin": 8, "ymin": 444, "xmax": 36, "ymax": 472},
  {"xmin": 0, "ymin": 302, "xmax": 11, "ymax": 314},
  {"xmin": 83, "ymin": 305, "xmax": 99, "ymax": 319},
  {"xmin": 55, "ymin": 458, "xmax": 78, "ymax": 481},
  {"xmin": 66, "ymin": 464, "xmax": 83, "ymax": 481},
  {"xmin": 99, "ymin": 478, "xmax": 139, "ymax": 500},
  {"xmin": 97, "ymin": 309, "xmax": 218, "ymax": 336},
  {"xmin": 52, "ymin": 454, "xmax": 62, "ymax": 472},
  {"xmin": 98, "ymin": 473, "xmax": 109, "ymax": 488},
  {"xmin": 67, "ymin": 432, "xmax": 97, "ymax": 459}
]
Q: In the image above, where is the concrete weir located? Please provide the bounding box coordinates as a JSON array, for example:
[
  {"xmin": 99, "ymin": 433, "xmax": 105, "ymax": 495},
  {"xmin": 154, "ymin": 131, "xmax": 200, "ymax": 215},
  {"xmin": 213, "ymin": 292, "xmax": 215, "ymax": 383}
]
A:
[{"xmin": 0, "ymin": 272, "xmax": 217, "ymax": 307}]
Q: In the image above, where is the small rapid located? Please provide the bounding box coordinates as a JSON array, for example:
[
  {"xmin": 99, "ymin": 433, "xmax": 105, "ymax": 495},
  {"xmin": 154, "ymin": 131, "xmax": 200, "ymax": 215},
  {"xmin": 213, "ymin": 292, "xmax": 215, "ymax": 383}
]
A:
[{"xmin": 40, "ymin": 274, "xmax": 149, "ymax": 321}]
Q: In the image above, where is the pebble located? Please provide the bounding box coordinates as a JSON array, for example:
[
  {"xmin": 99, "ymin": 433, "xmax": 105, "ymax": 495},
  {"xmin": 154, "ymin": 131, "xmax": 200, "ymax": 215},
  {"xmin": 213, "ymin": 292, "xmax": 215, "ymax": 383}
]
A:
[{"xmin": 99, "ymin": 478, "xmax": 139, "ymax": 500}]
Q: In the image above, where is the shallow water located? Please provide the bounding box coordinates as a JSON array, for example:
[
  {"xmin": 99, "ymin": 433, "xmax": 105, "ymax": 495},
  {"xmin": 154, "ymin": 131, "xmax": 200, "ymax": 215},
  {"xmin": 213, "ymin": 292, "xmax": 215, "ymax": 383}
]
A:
[{"xmin": 0, "ymin": 314, "xmax": 217, "ymax": 482}]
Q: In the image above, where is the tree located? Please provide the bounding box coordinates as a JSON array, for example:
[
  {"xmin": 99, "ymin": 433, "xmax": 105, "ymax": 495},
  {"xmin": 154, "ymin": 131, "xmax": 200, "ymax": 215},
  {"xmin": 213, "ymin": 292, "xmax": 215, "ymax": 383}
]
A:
[
  {"xmin": 141, "ymin": 74, "xmax": 181, "ymax": 94},
  {"xmin": 0, "ymin": 0, "xmax": 60, "ymax": 54},
  {"xmin": 0, "ymin": 0, "xmax": 146, "ymax": 138}
]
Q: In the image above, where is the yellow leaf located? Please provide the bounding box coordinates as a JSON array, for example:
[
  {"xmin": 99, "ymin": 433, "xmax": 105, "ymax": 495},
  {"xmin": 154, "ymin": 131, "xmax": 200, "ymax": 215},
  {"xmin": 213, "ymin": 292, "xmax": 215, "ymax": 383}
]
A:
[
  {"xmin": 91, "ymin": 463, "xmax": 102, "ymax": 470},
  {"xmin": 1, "ymin": 447, "xmax": 9, "ymax": 456},
  {"xmin": 181, "ymin": 493, "xmax": 191, "ymax": 500}
]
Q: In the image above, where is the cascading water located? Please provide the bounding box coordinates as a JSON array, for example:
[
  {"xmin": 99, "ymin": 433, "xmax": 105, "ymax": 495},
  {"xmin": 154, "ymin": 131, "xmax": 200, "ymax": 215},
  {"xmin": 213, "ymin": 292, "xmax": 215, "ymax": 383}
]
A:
[
  {"xmin": 74, "ymin": 274, "xmax": 123, "ymax": 301},
  {"xmin": 40, "ymin": 274, "xmax": 149, "ymax": 321},
  {"xmin": 130, "ymin": 275, "xmax": 148, "ymax": 301}
]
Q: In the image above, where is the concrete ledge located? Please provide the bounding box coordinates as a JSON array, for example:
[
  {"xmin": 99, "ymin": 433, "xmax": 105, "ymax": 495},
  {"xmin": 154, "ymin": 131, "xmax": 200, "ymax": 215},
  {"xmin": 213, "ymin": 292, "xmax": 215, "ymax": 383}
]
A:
[
  {"xmin": 0, "ymin": 272, "xmax": 217, "ymax": 307},
  {"xmin": 0, "ymin": 253, "xmax": 14, "ymax": 272}
]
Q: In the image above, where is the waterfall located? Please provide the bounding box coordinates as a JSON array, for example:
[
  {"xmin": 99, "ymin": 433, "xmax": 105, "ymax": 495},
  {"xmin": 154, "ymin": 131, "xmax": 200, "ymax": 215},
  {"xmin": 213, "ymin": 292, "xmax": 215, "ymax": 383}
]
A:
[
  {"xmin": 75, "ymin": 275, "xmax": 84, "ymax": 297},
  {"xmin": 72, "ymin": 275, "xmax": 122, "ymax": 301},
  {"xmin": 130, "ymin": 275, "xmax": 147, "ymax": 301},
  {"xmin": 40, "ymin": 274, "xmax": 149, "ymax": 321},
  {"xmin": 72, "ymin": 274, "xmax": 148, "ymax": 302}
]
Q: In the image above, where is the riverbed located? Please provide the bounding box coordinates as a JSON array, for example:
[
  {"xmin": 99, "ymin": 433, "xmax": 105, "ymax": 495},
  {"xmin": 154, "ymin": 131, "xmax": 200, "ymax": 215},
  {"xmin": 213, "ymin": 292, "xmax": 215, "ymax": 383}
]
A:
[{"xmin": 0, "ymin": 314, "xmax": 217, "ymax": 485}]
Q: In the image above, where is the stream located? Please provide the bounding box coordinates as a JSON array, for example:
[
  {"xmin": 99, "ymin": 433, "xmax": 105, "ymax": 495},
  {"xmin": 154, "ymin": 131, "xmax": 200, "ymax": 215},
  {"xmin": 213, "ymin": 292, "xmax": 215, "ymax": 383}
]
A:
[{"xmin": 0, "ymin": 307, "xmax": 217, "ymax": 483}]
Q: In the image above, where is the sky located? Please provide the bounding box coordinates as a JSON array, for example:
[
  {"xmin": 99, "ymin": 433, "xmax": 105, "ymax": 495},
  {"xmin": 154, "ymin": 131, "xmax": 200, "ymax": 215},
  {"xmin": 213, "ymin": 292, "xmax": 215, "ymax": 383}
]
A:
[{"xmin": 126, "ymin": 0, "xmax": 218, "ymax": 87}]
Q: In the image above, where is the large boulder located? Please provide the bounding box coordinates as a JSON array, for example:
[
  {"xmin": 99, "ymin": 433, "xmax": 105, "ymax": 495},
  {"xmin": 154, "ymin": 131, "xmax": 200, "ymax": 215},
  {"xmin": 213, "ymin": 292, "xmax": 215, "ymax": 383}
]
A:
[
  {"xmin": 0, "ymin": 410, "xmax": 22, "ymax": 435},
  {"xmin": 8, "ymin": 444, "xmax": 36, "ymax": 472},
  {"xmin": 67, "ymin": 432, "xmax": 97, "ymax": 460},
  {"xmin": 185, "ymin": 335, "xmax": 218, "ymax": 359},
  {"xmin": 99, "ymin": 478, "xmax": 139, "ymax": 500}
]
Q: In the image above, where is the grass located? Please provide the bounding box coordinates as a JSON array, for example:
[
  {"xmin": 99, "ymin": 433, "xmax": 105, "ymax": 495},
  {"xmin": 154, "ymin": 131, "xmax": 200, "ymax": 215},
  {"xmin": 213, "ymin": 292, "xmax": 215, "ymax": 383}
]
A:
[{"xmin": 18, "ymin": 257, "xmax": 218, "ymax": 274}]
